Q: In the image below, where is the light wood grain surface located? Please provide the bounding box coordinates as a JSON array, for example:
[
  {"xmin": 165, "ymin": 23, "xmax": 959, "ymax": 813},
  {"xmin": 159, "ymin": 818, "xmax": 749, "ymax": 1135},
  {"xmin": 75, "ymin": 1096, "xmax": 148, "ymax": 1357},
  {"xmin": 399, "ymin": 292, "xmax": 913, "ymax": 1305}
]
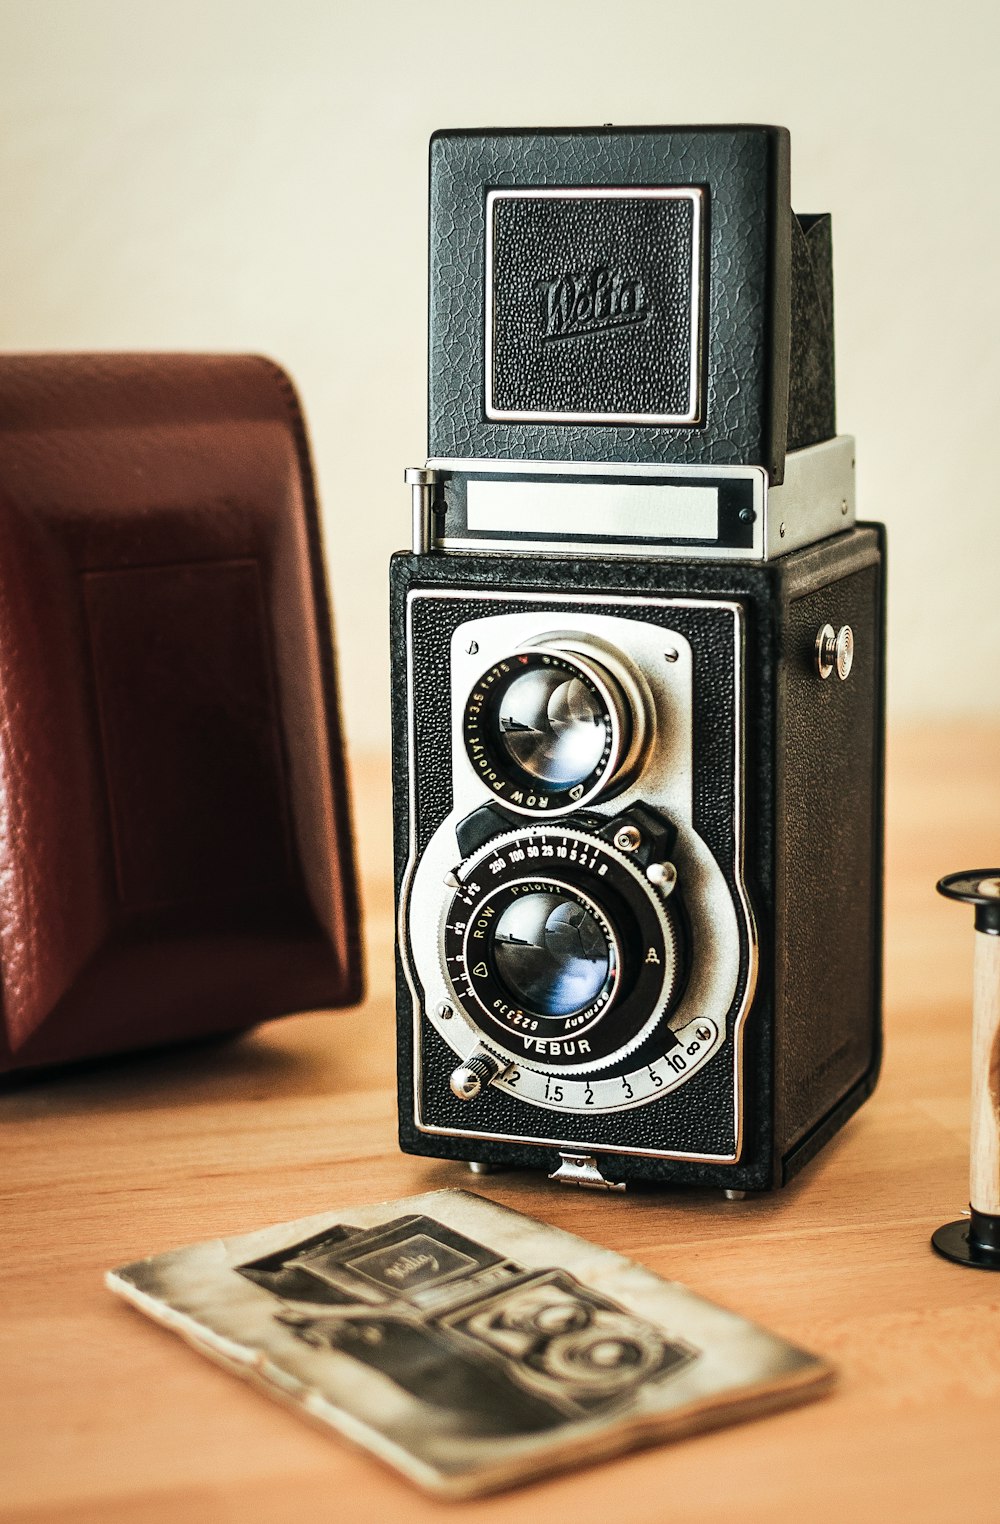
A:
[{"xmin": 3, "ymin": 724, "xmax": 1000, "ymax": 1524}]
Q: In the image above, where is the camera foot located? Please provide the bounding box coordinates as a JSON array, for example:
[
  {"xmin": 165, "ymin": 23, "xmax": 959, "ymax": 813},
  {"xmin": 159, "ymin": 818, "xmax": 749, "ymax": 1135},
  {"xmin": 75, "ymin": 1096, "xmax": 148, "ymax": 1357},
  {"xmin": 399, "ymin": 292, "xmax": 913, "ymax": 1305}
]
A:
[
  {"xmin": 467, "ymin": 1161, "xmax": 497, "ymax": 1175},
  {"xmin": 723, "ymin": 1189, "xmax": 747, "ymax": 1201}
]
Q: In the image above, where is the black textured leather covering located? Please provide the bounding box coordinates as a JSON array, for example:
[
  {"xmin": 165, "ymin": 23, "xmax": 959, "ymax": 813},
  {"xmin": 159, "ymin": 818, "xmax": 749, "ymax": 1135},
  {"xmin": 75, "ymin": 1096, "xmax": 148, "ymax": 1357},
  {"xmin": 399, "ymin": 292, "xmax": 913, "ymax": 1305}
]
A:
[
  {"xmin": 429, "ymin": 126, "xmax": 796, "ymax": 478},
  {"xmin": 391, "ymin": 526, "xmax": 885, "ymax": 1190},
  {"xmin": 489, "ymin": 190, "xmax": 699, "ymax": 421},
  {"xmin": 787, "ymin": 214, "xmax": 836, "ymax": 452},
  {"xmin": 774, "ymin": 553, "xmax": 884, "ymax": 1166}
]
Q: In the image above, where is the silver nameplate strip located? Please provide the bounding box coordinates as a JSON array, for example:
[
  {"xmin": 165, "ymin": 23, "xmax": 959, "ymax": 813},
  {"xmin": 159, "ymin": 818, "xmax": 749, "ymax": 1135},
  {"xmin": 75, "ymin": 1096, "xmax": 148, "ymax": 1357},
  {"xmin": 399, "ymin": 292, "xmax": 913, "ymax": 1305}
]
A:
[
  {"xmin": 466, "ymin": 479, "xmax": 719, "ymax": 542},
  {"xmin": 426, "ymin": 436, "xmax": 856, "ymax": 563}
]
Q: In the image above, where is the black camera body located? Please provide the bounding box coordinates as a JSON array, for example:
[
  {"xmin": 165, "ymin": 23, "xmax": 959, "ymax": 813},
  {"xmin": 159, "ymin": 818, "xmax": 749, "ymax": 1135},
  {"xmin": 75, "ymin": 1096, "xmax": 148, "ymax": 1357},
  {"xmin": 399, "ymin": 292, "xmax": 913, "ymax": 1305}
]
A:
[{"xmin": 392, "ymin": 127, "xmax": 885, "ymax": 1193}]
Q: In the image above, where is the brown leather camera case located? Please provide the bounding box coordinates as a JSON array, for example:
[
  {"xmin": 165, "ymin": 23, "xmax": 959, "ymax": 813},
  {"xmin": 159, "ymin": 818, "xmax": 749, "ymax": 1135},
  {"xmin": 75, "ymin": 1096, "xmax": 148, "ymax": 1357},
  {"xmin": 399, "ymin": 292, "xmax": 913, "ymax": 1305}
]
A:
[{"xmin": 0, "ymin": 353, "xmax": 362, "ymax": 1073}]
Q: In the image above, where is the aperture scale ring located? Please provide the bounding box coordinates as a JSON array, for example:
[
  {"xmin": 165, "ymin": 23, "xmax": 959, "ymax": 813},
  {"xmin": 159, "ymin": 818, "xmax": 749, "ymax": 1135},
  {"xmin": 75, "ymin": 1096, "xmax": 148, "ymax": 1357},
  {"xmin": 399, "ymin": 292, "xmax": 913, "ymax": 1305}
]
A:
[{"xmin": 440, "ymin": 822, "xmax": 682, "ymax": 1078}]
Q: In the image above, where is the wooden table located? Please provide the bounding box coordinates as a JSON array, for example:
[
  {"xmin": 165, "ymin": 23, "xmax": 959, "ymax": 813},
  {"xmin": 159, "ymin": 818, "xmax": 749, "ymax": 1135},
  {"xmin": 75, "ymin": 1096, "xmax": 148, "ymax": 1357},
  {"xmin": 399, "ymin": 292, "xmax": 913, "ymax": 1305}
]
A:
[{"xmin": 3, "ymin": 725, "xmax": 999, "ymax": 1524}]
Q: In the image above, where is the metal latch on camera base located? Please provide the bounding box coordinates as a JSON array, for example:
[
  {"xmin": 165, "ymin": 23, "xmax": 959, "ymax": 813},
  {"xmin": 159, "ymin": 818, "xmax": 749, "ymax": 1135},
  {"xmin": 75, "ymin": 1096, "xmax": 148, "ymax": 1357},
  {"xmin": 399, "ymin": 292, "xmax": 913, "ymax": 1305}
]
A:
[{"xmin": 549, "ymin": 1152, "xmax": 626, "ymax": 1192}]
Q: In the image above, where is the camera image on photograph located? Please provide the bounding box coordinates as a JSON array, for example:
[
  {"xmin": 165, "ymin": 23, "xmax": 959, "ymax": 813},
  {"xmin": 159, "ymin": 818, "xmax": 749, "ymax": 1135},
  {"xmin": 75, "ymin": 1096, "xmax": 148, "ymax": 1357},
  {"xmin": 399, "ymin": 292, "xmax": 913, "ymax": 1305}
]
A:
[
  {"xmin": 237, "ymin": 1212, "xmax": 696, "ymax": 1435},
  {"xmin": 393, "ymin": 127, "xmax": 885, "ymax": 1192}
]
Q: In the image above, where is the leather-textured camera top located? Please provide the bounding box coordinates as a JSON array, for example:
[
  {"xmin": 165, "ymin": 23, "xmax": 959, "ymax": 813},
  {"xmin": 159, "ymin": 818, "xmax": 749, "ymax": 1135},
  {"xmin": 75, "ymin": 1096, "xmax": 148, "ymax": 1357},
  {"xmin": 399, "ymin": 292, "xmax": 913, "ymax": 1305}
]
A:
[{"xmin": 429, "ymin": 125, "xmax": 834, "ymax": 483}]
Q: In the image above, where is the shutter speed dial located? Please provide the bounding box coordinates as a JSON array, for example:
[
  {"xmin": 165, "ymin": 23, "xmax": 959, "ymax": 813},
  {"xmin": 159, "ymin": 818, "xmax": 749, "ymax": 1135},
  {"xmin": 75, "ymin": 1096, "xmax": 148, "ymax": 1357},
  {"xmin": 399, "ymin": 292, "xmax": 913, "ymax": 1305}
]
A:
[{"xmin": 440, "ymin": 806, "xmax": 686, "ymax": 1082}]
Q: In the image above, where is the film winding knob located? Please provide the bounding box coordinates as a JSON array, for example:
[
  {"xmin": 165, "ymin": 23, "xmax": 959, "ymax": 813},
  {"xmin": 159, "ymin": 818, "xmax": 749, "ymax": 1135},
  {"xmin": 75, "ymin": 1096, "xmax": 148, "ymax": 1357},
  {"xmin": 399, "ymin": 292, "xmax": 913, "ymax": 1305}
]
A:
[{"xmin": 931, "ymin": 869, "xmax": 1000, "ymax": 1269}]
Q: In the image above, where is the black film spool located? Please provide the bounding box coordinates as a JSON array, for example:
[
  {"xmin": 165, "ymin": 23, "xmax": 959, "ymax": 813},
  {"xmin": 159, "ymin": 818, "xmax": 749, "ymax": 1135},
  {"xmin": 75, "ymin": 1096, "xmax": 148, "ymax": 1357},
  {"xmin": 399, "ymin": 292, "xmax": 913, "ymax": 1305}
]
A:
[
  {"xmin": 931, "ymin": 1209, "xmax": 1000, "ymax": 1270},
  {"xmin": 931, "ymin": 868, "xmax": 1000, "ymax": 1271}
]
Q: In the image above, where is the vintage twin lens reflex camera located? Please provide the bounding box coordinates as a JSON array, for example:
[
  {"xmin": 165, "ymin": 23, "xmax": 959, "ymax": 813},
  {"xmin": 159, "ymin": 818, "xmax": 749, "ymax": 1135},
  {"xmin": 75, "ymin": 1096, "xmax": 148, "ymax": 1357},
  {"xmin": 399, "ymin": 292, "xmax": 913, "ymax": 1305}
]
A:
[{"xmin": 393, "ymin": 126, "xmax": 886, "ymax": 1193}]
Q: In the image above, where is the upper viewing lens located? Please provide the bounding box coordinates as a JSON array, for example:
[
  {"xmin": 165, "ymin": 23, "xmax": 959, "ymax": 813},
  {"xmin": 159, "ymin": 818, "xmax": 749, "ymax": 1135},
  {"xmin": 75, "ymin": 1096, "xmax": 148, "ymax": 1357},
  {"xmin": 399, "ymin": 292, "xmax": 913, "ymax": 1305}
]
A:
[
  {"xmin": 497, "ymin": 669, "xmax": 607, "ymax": 787},
  {"xmin": 463, "ymin": 642, "xmax": 641, "ymax": 814}
]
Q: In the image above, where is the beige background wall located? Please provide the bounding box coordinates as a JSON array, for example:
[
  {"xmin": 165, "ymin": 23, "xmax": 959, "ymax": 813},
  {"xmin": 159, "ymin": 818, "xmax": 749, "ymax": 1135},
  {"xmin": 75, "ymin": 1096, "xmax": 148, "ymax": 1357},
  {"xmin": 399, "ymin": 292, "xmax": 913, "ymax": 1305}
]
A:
[{"xmin": 1, "ymin": 0, "xmax": 997, "ymax": 750}]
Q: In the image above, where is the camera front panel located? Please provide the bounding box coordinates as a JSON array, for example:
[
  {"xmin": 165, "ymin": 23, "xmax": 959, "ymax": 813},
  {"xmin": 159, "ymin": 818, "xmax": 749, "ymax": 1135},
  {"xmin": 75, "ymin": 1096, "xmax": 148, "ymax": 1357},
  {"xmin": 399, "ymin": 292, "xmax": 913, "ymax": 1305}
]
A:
[{"xmin": 397, "ymin": 585, "xmax": 756, "ymax": 1166}]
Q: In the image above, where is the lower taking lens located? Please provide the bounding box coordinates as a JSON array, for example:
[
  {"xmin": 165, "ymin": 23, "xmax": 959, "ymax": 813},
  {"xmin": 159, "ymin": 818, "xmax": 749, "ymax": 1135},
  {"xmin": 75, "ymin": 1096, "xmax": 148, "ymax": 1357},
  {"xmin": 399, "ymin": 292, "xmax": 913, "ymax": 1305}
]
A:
[{"xmin": 491, "ymin": 891, "xmax": 614, "ymax": 1017}]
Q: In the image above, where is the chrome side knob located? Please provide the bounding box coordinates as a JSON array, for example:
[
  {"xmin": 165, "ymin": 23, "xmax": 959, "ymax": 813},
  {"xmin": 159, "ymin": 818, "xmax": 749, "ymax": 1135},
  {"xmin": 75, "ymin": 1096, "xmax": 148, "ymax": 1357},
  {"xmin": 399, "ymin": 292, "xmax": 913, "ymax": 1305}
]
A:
[
  {"xmin": 815, "ymin": 623, "xmax": 854, "ymax": 681},
  {"xmin": 449, "ymin": 1048, "xmax": 504, "ymax": 1101}
]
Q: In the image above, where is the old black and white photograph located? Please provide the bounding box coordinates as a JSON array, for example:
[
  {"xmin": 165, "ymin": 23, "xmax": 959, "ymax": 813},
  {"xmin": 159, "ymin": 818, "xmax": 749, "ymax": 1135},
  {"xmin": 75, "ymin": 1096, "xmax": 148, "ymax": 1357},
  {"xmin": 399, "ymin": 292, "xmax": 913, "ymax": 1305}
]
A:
[{"xmin": 108, "ymin": 1189, "xmax": 832, "ymax": 1498}]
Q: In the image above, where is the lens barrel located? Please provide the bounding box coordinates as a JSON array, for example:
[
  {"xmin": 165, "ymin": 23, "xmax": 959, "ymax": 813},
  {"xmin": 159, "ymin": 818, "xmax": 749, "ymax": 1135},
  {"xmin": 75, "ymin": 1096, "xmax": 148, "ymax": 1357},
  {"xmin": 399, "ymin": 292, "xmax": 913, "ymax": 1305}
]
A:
[
  {"xmin": 442, "ymin": 822, "xmax": 682, "ymax": 1071},
  {"xmin": 462, "ymin": 639, "xmax": 649, "ymax": 815}
]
